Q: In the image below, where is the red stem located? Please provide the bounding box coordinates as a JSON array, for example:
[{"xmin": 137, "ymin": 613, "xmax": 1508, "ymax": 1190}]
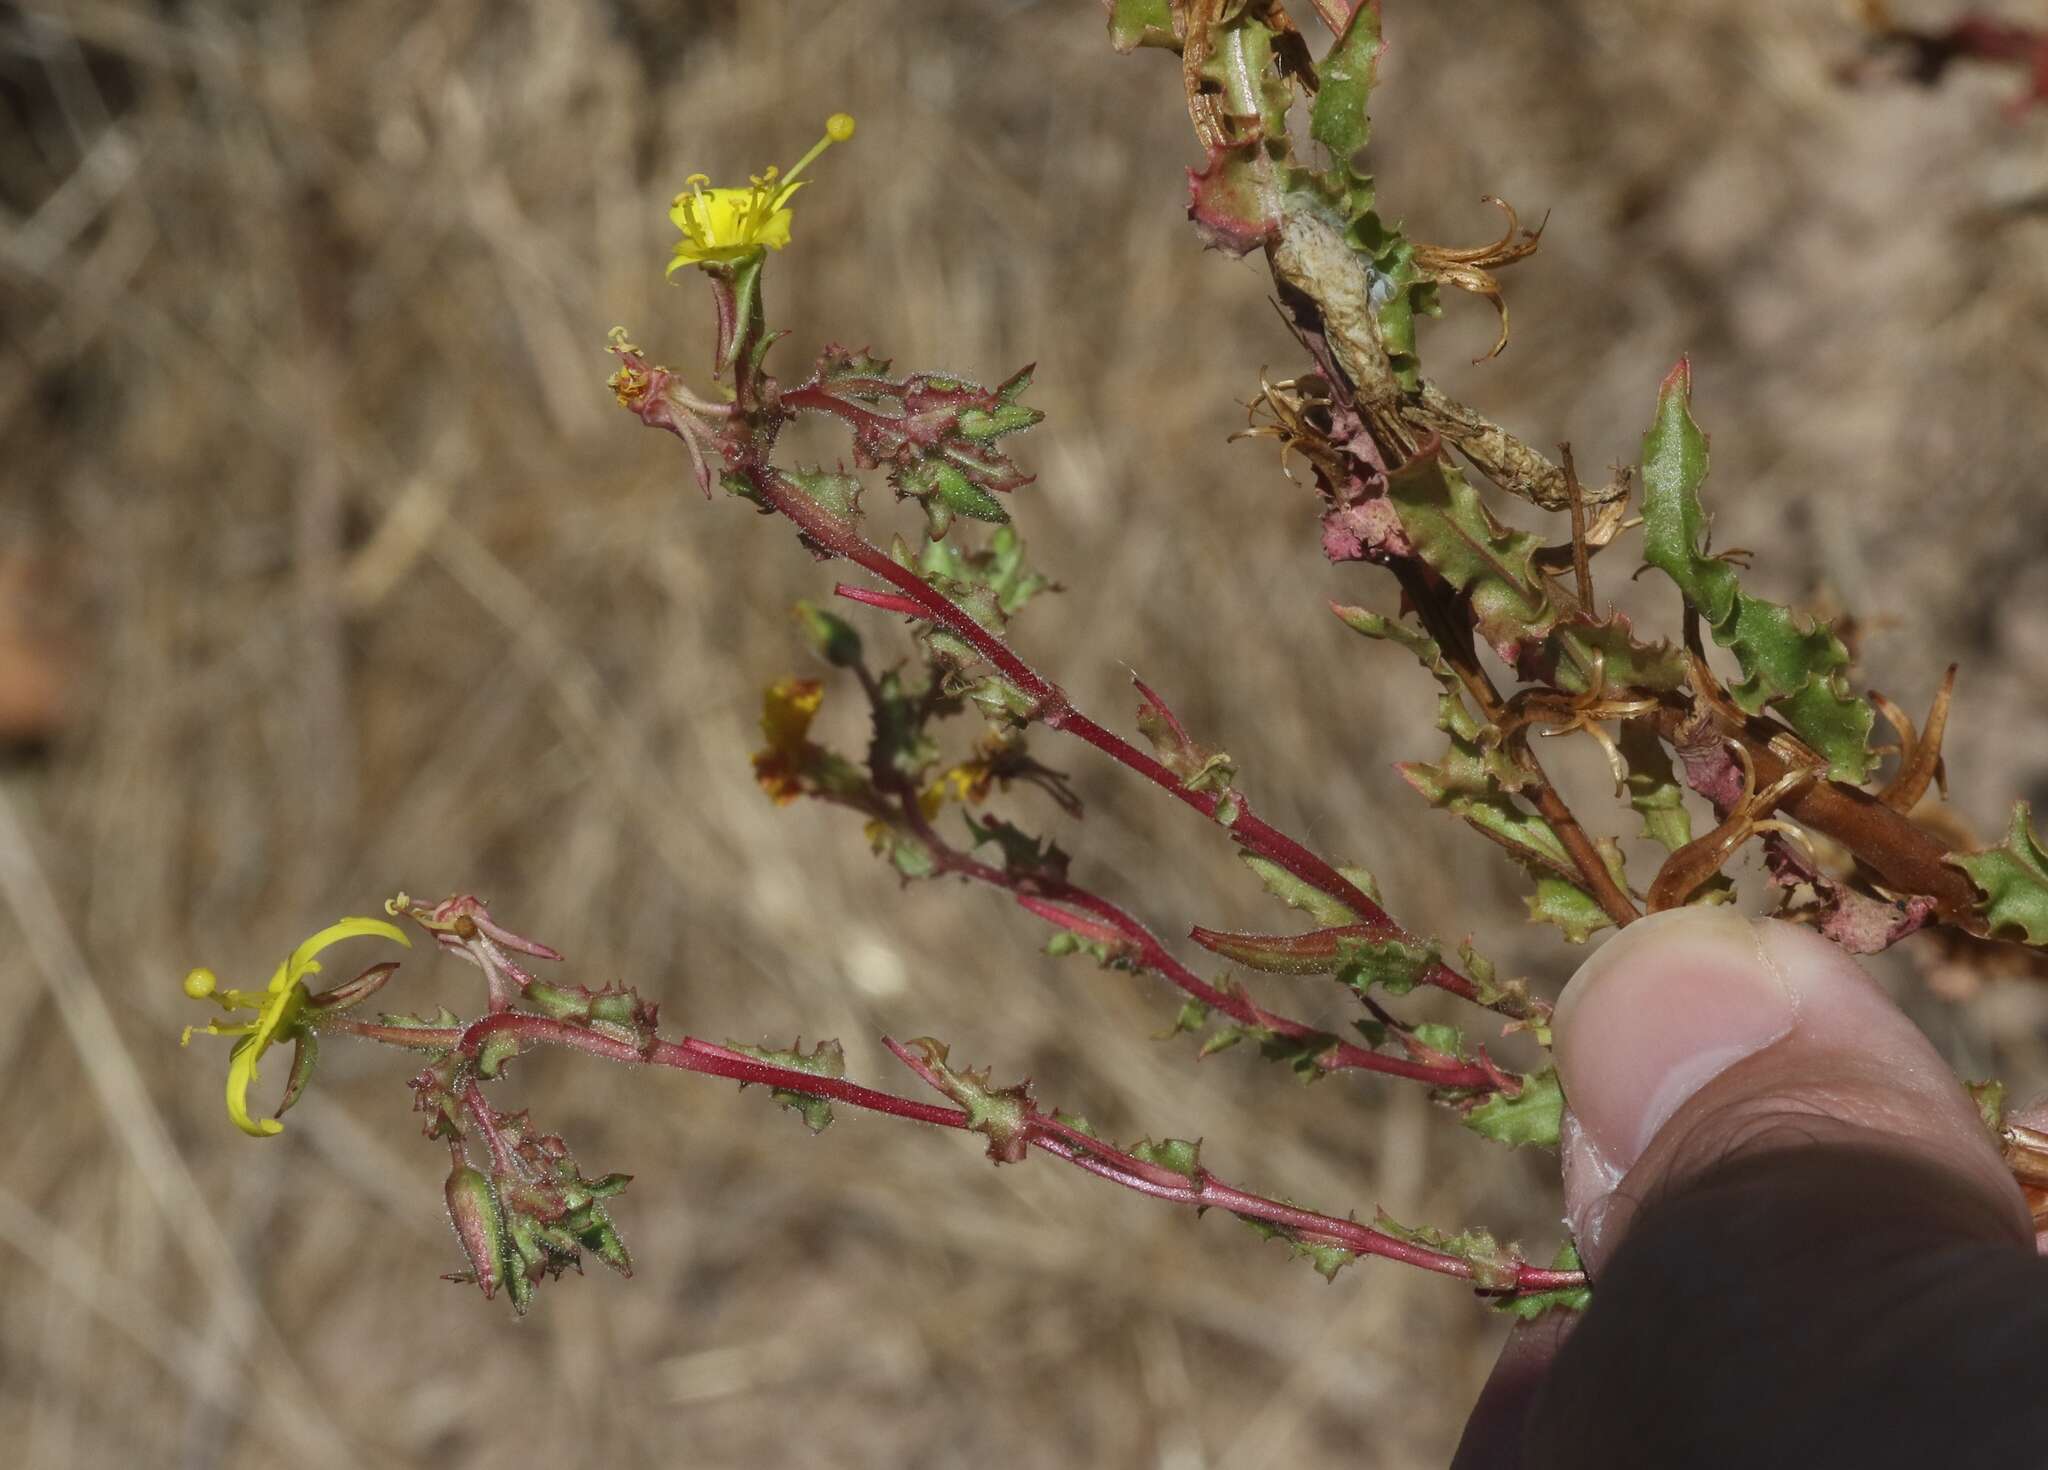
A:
[
  {"xmin": 832, "ymin": 582, "xmax": 928, "ymax": 617},
  {"xmin": 871, "ymin": 744, "xmax": 1503, "ymax": 1090},
  {"xmin": 742, "ymin": 459, "xmax": 1507, "ymax": 1017},
  {"xmin": 332, "ymin": 1012, "xmax": 1580, "ymax": 1293}
]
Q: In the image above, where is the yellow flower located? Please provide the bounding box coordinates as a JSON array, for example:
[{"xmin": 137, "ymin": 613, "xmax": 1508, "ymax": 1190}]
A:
[
  {"xmin": 752, "ymin": 676, "xmax": 825, "ymax": 804},
  {"xmin": 182, "ymin": 917, "xmax": 410, "ymax": 1138},
  {"xmin": 668, "ymin": 112, "xmax": 856, "ymax": 273}
]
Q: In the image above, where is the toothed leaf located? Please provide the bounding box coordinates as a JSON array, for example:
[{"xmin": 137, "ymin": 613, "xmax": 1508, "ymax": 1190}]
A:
[
  {"xmin": 1639, "ymin": 362, "xmax": 1873, "ymax": 780},
  {"xmin": 1458, "ymin": 1067, "xmax": 1563, "ymax": 1149},
  {"xmin": 1949, "ymin": 802, "xmax": 2048, "ymax": 945}
]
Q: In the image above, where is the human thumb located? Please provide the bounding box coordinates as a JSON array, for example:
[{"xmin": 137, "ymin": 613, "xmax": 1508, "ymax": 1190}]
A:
[{"xmin": 1551, "ymin": 905, "xmax": 2027, "ymax": 1275}]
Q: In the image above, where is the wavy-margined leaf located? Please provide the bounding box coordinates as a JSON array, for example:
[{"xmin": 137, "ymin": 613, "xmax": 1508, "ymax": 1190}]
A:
[
  {"xmin": 1309, "ymin": 0, "xmax": 1385, "ymax": 163},
  {"xmin": 1497, "ymin": 1244, "xmax": 1592, "ymax": 1320},
  {"xmin": 1544, "ymin": 613, "xmax": 1687, "ymax": 696},
  {"xmin": 1184, "ymin": 9, "xmax": 1293, "ymax": 254},
  {"xmin": 1385, "ymin": 446, "xmax": 1557, "ymax": 661},
  {"xmin": 1458, "ymin": 1067, "xmax": 1563, "ymax": 1149},
  {"xmin": 1105, "ymin": 0, "xmax": 1176, "ymax": 52},
  {"xmin": 1949, "ymin": 802, "xmax": 2048, "ymax": 945},
  {"xmin": 1617, "ymin": 718, "xmax": 1692, "ymax": 853},
  {"xmin": 1372, "ymin": 1211, "xmax": 1521, "ymax": 1292},
  {"xmin": 727, "ymin": 1038, "xmax": 847, "ymax": 1134},
  {"xmin": 1639, "ymin": 360, "xmax": 1874, "ymax": 780}
]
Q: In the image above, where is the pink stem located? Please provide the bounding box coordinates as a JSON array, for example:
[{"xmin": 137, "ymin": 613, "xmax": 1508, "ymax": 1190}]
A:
[
  {"xmin": 832, "ymin": 582, "xmax": 927, "ymax": 617},
  {"xmin": 741, "ymin": 461, "xmax": 1506, "ymax": 1016},
  {"xmin": 332, "ymin": 1011, "xmax": 1580, "ymax": 1294}
]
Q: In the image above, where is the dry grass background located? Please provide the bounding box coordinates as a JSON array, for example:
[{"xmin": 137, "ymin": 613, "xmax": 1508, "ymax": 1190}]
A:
[{"xmin": 4, "ymin": 1, "xmax": 2048, "ymax": 1465}]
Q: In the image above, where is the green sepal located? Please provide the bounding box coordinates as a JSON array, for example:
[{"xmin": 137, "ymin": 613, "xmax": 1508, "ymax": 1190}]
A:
[
  {"xmin": 1639, "ymin": 361, "xmax": 1873, "ymax": 780},
  {"xmin": 1457, "ymin": 1067, "xmax": 1563, "ymax": 1149},
  {"xmin": 719, "ymin": 252, "xmax": 766, "ymax": 376},
  {"xmin": 729, "ymin": 1038, "xmax": 848, "ymax": 1134},
  {"xmin": 1496, "ymin": 1243, "xmax": 1592, "ymax": 1320},
  {"xmin": 793, "ymin": 600, "xmax": 864, "ymax": 668},
  {"xmin": 274, "ymin": 1030, "xmax": 319, "ymax": 1120},
  {"xmin": 1949, "ymin": 802, "xmax": 2048, "ymax": 945}
]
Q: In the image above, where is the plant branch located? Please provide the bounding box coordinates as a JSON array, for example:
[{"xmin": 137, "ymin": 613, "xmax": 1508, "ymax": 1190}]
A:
[
  {"xmin": 687, "ymin": 448, "xmax": 1521, "ymax": 1016},
  {"xmin": 332, "ymin": 1010, "xmax": 1580, "ymax": 1294},
  {"xmin": 1393, "ymin": 563, "xmax": 1641, "ymax": 929}
]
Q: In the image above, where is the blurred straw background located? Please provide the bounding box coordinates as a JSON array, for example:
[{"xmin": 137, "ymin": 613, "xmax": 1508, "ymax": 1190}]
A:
[{"xmin": 4, "ymin": 1, "xmax": 2048, "ymax": 1465}]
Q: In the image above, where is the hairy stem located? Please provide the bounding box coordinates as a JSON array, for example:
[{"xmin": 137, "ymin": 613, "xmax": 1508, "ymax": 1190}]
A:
[
  {"xmin": 708, "ymin": 450, "xmax": 1519, "ymax": 1015},
  {"xmin": 334, "ymin": 1010, "xmax": 1580, "ymax": 1292}
]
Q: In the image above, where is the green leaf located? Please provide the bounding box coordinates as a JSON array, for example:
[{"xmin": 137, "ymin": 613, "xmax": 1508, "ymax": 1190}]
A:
[
  {"xmin": 1949, "ymin": 802, "xmax": 2048, "ymax": 945},
  {"xmin": 1639, "ymin": 361, "xmax": 1873, "ymax": 780},
  {"xmin": 1496, "ymin": 1243, "xmax": 1592, "ymax": 1320},
  {"xmin": 1133, "ymin": 677, "xmax": 1236, "ymax": 795},
  {"xmin": 1967, "ymin": 1079, "xmax": 2008, "ymax": 1137},
  {"xmin": 1459, "ymin": 1067, "xmax": 1563, "ymax": 1149},
  {"xmin": 1524, "ymin": 875, "xmax": 1612, "ymax": 944},
  {"xmin": 1157, "ymin": 997, "xmax": 1211, "ymax": 1041},
  {"xmin": 1410, "ymin": 1022, "xmax": 1464, "ymax": 1057},
  {"xmin": 1373, "ymin": 1212, "xmax": 1520, "ymax": 1291},
  {"xmin": 1385, "ymin": 449, "xmax": 1555, "ymax": 659},
  {"xmin": 729, "ymin": 1038, "xmax": 848, "ymax": 1134},
  {"xmin": 905, "ymin": 1038, "xmax": 1035, "ymax": 1164},
  {"xmin": 1618, "ymin": 718, "xmax": 1693, "ymax": 854},
  {"xmin": 1240, "ymin": 853, "xmax": 1360, "ymax": 927},
  {"xmin": 1547, "ymin": 614, "xmax": 1687, "ymax": 696},
  {"xmin": 1128, "ymin": 1136, "xmax": 1204, "ymax": 1181},
  {"xmin": 961, "ymin": 811, "xmax": 1067, "ymax": 881},
  {"xmin": 786, "ymin": 465, "xmax": 863, "ymax": 522},
  {"xmin": 1336, "ymin": 937, "xmax": 1440, "ymax": 998},
  {"xmin": 1256, "ymin": 1030, "xmax": 1340, "ymax": 1084},
  {"xmin": 1105, "ymin": 0, "xmax": 1176, "ymax": 51},
  {"xmin": 1399, "ymin": 760, "xmax": 1577, "ymax": 881},
  {"xmin": 1239, "ymin": 1214, "xmax": 1355, "ymax": 1282},
  {"xmin": 1309, "ymin": 0, "xmax": 1385, "ymax": 163}
]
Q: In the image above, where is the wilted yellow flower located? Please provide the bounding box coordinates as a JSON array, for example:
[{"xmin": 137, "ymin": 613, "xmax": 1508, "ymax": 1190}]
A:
[
  {"xmin": 752, "ymin": 676, "xmax": 826, "ymax": 804},
  {"xmin": 182, "ymin": 917, "xmax": 410, "ymax": 1137},
  {"xmin": 668, "ymin": 112, "xmax": 856, "ymax": 272}
]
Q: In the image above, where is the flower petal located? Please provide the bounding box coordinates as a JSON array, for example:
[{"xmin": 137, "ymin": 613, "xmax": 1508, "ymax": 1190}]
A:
[{"xmin": 282, "ymin": 916, "xmax": 411, "ymax": 990}]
